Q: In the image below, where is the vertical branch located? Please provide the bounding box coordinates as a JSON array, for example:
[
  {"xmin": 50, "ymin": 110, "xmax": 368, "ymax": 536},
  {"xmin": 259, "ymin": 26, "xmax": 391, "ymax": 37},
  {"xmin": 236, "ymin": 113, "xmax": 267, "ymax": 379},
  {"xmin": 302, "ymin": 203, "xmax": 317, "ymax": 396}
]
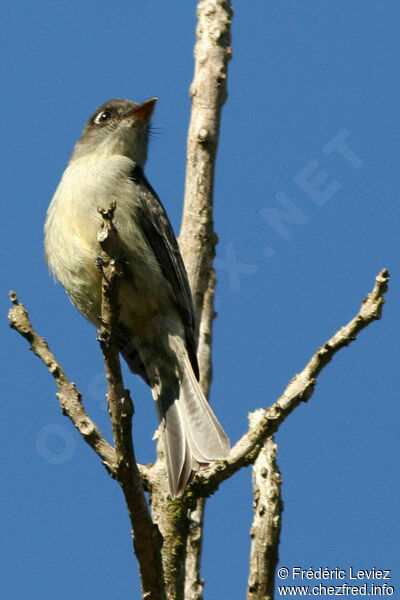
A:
[
  {"xmin": 148, "ymin": 456, "xmax": 193, "ymax": 600},
  {"xmin": 97, "ymin": 204, "xmax": 165, "ymax": 600},
  {"xmin": 178, "ymin": 2, "xmax": 233, "ymax": 598},
  {"xmin": 184, "ymin": 497, "xmax": 206, "ymax": 600},
  {"xmin": 247, "ymin": 414, "xmax": 283, "ymax": 600},
  {"xmin": 196, "ymin": 270, "xmax": 217, "ymax": 395},
  {"xmin": 184, "ymin": 276, "xmax": 214, "ymax": 600},
  {"xmin": 179, "ymin": 0, "xmax": 233, "ymax": 314},
  {"xmin": 152, "ymin": 487, "xmax": 192, "ymax": 600}
]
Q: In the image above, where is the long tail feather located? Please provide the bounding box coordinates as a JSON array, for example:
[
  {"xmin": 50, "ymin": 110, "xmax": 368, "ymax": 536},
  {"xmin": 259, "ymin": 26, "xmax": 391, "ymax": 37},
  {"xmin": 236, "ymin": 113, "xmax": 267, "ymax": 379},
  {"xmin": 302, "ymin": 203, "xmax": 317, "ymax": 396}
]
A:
[{"xmin": 153, "ymin": 355, "xmax": 230, "ymax": 497}]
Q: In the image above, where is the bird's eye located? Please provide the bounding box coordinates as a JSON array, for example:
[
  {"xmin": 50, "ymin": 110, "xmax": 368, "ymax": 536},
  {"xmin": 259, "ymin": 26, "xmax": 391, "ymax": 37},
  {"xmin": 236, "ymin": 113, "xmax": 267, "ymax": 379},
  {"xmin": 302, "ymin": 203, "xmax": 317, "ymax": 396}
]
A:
[{"xmin": 94, "ymin": 110, "xmax": 112, "ymax": 124}]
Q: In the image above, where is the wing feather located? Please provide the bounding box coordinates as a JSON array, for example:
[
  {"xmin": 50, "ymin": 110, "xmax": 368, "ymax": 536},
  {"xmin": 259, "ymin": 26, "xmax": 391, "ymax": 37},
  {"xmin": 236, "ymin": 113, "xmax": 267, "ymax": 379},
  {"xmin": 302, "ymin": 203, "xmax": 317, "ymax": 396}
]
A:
[{"xmin": 129, "ymin": 166, "xmax": 199, "ymax": 379}]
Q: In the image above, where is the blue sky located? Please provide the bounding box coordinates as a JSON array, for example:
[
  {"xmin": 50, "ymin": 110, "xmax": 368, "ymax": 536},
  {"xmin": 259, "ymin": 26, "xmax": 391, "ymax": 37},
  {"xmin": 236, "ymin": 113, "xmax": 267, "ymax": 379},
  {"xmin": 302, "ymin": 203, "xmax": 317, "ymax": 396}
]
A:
[{"xmin": 2, "ymin": 2, "xmax": 399, "ymax": 598}]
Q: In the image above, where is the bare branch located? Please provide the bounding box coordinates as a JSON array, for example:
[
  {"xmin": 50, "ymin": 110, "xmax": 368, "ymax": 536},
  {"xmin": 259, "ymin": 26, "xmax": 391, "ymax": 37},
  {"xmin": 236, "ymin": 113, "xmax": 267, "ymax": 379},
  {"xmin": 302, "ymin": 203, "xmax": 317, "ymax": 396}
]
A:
[
  {"xmin": 184, "ymin": 274, "xmax": 216, "ymax": 600},
  {"xmin": 177, "ymin": 2, "xmax": 233, "ymax": 595},
  {"xmin": 191, "ymin": 268, "xmax": 390, "ymax": 495},
  {"xmin": 184, "ymin": 497, "xmax": 206, "ymax": 600},
  {"xmin": 179, "ymin": 0, "xmax": 233, "ymax": 315},
  {"xmin": 196, "ymin": 270, "xmax": 216, "ymax": 397},
  {"xmin": 247, "ymin": 427, "xmax": 282, "ymax": 600},
  {"xmin": 8, "ymin": 291, "xmax": 117, "ymax": 475},
  {"xmin": 96, "ymin": 204, "xmax": 165, "ymax": 600}
]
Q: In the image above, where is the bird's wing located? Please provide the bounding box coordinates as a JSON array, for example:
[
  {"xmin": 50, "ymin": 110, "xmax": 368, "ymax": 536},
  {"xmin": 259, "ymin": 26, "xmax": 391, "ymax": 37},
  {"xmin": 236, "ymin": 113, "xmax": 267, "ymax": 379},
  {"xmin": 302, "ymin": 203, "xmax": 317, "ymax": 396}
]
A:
[{"xmin": 129, "ymin": 165, "xmax": 199, "ymax": 379}]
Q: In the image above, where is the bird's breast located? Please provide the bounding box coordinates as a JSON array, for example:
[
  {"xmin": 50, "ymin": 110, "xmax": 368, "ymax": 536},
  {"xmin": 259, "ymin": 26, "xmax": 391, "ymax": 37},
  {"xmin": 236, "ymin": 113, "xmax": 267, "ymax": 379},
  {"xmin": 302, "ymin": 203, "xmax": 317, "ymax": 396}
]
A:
[{"xmin": 44, "ymin": 155, "xmax": 170, "ymax": 328}]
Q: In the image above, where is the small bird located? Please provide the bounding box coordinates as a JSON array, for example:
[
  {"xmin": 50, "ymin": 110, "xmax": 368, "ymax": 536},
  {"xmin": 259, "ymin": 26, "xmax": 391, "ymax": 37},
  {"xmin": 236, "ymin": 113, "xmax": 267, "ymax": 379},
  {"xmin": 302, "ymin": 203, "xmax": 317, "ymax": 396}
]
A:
[{"xmin": 44, "ymin": 98, "xmax": 230, "ymax": 496}]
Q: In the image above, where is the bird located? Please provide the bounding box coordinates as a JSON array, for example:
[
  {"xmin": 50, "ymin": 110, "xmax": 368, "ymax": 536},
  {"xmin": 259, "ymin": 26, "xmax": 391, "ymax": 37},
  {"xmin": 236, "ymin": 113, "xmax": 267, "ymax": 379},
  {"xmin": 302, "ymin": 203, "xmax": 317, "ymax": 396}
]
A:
[{"xmin": 44, "ymin": 97, "xmax": 230, "ymax": 496}]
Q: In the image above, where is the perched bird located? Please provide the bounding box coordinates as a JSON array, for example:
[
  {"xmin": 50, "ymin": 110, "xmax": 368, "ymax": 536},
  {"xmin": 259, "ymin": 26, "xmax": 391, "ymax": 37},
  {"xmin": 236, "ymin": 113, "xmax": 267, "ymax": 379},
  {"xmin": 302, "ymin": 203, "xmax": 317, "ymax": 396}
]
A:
[{"xmin": 44, "ymin": 98, "xmax": 230, "ymax": 496}]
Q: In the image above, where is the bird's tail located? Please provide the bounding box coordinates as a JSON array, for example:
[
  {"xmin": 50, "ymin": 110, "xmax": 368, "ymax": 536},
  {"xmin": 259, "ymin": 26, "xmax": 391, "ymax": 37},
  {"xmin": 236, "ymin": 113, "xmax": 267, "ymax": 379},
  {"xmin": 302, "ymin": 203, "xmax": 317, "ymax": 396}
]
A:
[{"xmin": 152, "ymin": 353, "xmax": 230, "ymax": 497}]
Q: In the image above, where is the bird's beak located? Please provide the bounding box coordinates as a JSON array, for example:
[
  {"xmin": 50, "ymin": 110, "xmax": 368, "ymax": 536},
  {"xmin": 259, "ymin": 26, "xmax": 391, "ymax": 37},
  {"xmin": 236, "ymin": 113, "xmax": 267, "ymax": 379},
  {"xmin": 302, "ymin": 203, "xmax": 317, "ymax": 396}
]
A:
[{"xmin": 124, "ymin": 97, "xmax": 158, "ymax": 122}]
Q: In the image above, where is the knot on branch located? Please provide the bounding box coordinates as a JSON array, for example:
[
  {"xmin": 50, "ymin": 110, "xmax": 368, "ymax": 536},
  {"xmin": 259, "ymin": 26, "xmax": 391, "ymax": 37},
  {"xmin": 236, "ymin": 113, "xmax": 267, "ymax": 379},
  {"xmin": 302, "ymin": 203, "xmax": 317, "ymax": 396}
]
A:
[
  {"xmin": 8, "ymin": 294, "xmax": 37, "ymax": 345},
  {"xmin": 118, "ymin": 392, "xmax": 134, "ymax": 419},
  {"xmin": 96, "ymin": 202, "xmax": 124, "ymax": 345},
  {"xmin": 78, "ymin": 419, "xmax": 96, "ymax": 437},
  {"xmin": 98, "ymin": 200, "xmax": 117, "ymax": 227},
  {"xmin": 97, "ymin": 202, "xmax": 123, "ymax": 272},
  {"xmin": 9, "ymin": 290, "xmax": 18, "ymax": 305},
  {"xmin": 49, "ymin": 362, "xmax": 61, "ymax": 376},
  {"xmin": 198, "ymin": 126, "xmax": 210, "ymax": 143}
]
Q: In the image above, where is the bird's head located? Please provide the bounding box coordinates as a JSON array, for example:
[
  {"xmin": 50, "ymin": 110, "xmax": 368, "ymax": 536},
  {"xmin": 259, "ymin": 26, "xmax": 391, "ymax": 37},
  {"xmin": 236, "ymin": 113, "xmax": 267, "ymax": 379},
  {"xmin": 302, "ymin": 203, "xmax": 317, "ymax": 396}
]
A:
[{"xmin": 70, "ymin": 97, "xmax": 157, "ymax": 167}]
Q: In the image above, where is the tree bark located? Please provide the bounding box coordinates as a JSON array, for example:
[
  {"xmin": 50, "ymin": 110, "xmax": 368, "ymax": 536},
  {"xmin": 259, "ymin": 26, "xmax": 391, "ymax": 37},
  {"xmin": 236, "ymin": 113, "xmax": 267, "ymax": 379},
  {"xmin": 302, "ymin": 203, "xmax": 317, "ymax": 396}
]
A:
[
  {"xmin": 178, "ymin": 2, "xmax": 233, "ymax": 596},
  {"xmin": 247, "ymin": 429, "xmax": 282, "ymax": 600},
  {"xmin": 97, "ymin": 204, "xmax": 165, "ymax": 600}
]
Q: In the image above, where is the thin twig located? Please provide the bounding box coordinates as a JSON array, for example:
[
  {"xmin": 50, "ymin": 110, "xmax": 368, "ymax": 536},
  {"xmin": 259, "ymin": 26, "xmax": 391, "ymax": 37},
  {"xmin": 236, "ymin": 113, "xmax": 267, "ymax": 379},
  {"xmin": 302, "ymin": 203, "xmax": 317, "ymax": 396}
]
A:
[
  {"xmin": 8, "ymin": 291, "xmax": 117, "ymax": 475},
  {"xmin": 191, "ymin": 268, "xmax": 390, "ymax": 495}
]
